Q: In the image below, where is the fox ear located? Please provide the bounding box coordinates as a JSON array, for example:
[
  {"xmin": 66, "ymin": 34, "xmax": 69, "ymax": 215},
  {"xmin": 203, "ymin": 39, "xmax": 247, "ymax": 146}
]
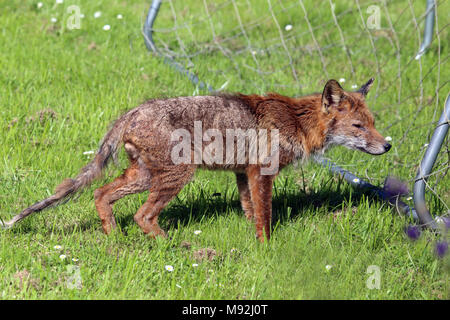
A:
[
  {"xmin": 357, "ymin": 78, "xmax": 374, "ymax": 97},
  {"xmin": 322, "ymin": 79, "xmax": 344, "ymax": 112}
]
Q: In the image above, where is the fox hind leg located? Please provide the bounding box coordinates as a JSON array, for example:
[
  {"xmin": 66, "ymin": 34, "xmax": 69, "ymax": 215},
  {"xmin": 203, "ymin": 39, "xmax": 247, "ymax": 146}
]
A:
[
  {"xmin": 134, "ymin": 165, "xmax": 195, "ymax": 238},
  {"xmin": 94, "ymin": 159, "xmax": 151, "ymax": 234}
]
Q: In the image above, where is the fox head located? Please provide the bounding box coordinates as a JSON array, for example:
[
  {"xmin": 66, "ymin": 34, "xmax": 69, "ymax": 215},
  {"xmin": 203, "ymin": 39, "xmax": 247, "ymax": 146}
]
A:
[{"xmin": 322, "ymin": 78, "xmax": 391, "ymax": 155}]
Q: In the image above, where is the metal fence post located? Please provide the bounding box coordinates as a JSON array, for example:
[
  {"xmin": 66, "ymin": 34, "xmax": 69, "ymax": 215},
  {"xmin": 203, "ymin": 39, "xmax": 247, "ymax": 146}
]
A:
[
  {"xmin": 143, "ymin": 0, "xmax": 162, "ymax": 52},
  {"xmin": 415, "ymin": 0, "xmax": 435, "ymax": 60},
  {"xmin": 413, "ymin": 94, "xmax": 450, "ymax": 229}
]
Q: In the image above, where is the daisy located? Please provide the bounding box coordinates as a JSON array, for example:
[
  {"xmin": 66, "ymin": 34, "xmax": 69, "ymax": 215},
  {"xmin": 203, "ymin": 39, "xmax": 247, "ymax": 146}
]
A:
[
  {"xmin": 117, "ymin": 14, "xmax": 123, "ymax": 19},
  {"xmin": 50, "ymin": 18, "xmax": 57, "ymax": 23},
  {"xmin": 325, "ymin": 264, "xmax": 332, "ymax": 271},
  {"xmin": 352, "ymin": 178, "xmax": 360, "ymax": 183},
  {"xmin": 37, "ymin": 2, "xmax": 43, "ymax": 9},
  {"xmin": 165, "ymin": 265, "xmax": 174, "ymax": 272},
  {"xmin": 103, "ymin": 25, "xmax": 111, "ymax": 31},
  {"xmin": 194, "ymin": 230, "xmax": 202, "ymax": 235},
  {"xmin": 385, "ymin": 136, "xmax": 392, "ymax": 142},
  {"xmin": 56, "ymin": 0, "xmax": 63, "ymax": 4},
  {"xmin": 339, "ymin": 78, "xmax": 346, "ymax": 83},
  {"xmin": 59, "ymin": 254, "xmax": 67, "ymax": 260},
  {"xmin": 351, "ymin": 84, "xmax": 358, "ymax": 89},
  {"xmin": 83, "ymin": 150, "xmax": 94, "ymax": 155},
  {"xmin": 94, "ymin": 11, "xmax": 102, "ymax": 18},
  {"xmin": 285, "ymin": 24, "xmax": 293, "ymax": 31},
  {"xmin": 192, "ymin": 263, "xmax": 199, "ymax": 267},
  {"xmin": 53, "ymin": 245, "xmax": 62, "ymax": 250}
]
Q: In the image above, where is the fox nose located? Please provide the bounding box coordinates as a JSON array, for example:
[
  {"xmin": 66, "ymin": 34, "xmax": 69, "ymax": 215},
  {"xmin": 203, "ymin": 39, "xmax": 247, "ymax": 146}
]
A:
[{"xmin": 383, "ymin": 143, "xmax": 392, "ymax": 152}]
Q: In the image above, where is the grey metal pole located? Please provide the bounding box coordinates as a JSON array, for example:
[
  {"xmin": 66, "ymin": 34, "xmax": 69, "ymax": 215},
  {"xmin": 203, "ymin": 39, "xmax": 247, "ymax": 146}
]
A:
[
  {"xmin": 415, "ymin": 0, "xmax": 435, "ymax": 60},
  {"xmin": 143, "ymin": 0, "xmax": 162, "ymax": 52},
  {"xmin": 413, "ymin": 94, "xmax": 450, "ymax": 229}
]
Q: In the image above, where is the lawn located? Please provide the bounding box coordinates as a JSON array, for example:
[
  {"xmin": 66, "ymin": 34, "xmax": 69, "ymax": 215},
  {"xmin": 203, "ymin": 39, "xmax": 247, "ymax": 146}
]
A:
[{"xmin": 0, "ymin": 0, "xmax": 448, "ymax": 299}]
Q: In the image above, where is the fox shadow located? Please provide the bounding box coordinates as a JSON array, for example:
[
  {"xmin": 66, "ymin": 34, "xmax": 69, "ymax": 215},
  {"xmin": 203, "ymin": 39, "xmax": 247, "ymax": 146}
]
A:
[
  {"xmin": 116, "ymin": 184, "xmax": 379, "ymax": 232},
  {"xmin": 9, "ymin": 181, "xmax": 379, "ymax": 235}
]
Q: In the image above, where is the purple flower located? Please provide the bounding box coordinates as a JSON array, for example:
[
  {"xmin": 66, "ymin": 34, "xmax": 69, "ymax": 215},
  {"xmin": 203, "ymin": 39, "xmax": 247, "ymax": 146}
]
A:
[
  {"xmin": 383, "ymin": 176, "xmax": 409, "ymax": 203},
  {"xmin": 405, "ymin": 225, "xmax": 421, "ymax": 241},
  {"xmin": 443, "ymin": 217, "xmax": 450, "ymax": 230},
  {"xmin": 435, "ymin": 241, "xmax": 448, "ymax": 258}
]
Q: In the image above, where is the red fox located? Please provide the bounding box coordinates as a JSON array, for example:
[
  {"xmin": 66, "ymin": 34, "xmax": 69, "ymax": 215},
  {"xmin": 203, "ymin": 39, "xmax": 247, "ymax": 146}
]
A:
[{"xmin": 1, "ymin": 78, "xmax": 390, "ymax": 242}]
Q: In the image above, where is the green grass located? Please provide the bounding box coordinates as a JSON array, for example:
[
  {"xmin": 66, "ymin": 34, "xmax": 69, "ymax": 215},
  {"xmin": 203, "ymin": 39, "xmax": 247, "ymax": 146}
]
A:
[{"xmin": 0, "ymin": 0, "xmax": 449, "ymax": 299}]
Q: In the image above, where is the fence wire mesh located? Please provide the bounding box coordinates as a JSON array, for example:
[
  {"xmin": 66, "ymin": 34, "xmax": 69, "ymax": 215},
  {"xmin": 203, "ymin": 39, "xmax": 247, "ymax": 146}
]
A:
[{"xmin": 145, "ymin": 0, "xmax": 449, "ymax": 219}]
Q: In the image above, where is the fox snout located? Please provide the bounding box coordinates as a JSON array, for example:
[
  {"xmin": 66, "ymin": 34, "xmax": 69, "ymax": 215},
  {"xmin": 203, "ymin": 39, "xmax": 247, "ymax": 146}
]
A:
[{"xmin": 360, "ymin": 138, "xmax": 391, "ymax": 155}]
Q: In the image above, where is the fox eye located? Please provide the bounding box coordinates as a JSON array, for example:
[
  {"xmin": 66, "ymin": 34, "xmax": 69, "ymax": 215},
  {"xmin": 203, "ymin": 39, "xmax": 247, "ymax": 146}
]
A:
[{"xmin": 352, "ymin": 123, "xmax": 363, "ymax": 129}]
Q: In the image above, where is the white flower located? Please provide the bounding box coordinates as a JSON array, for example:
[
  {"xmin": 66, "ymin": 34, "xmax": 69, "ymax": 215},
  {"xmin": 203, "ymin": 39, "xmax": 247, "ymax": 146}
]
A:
[
  {"xmin": 352, "ymin": 178, "xmax": 360, "ymax": 183},
  {"xmin": 285, "ymin": 24, "xmax": 293, "ymax": 31},
  {"xmin": 37, "ymin": 2, "xmax": 43, "ymax": 9},
  {"xmin": 56, "ymin": 0, "xmax": 63, "ymax": 4},
  {"xmin": 83, "ymin": 150, "xmax": 95, "ymax": 155},
  {"xmin": 103, "ymin": 25, "xmax": 111, "ymax": 31},
  {"xmin": 406, "ymin": 197, "xmax": 412, "ymax": 201},
  {"xmin": 50, "ymin": 17, "xmax": 57, "ymax": 23},
  {"xmin": 339, "ymin": 78, "xmax": 346, "ymax": 83},
  {"xmin": 117, "ymin": 14, "xmax": 123, "ymax": 19},
  {"xmin": 94, "ymin": 11, "xmax": 102, "ymax": 18},
  {"xmin": 192, "ymin": 263, "xmax": 199, "ymax": 267},
  {"xmin": 72, "ymin": 258, "xmax": 79, "ymax": 262},
  {"xmin": 325, "ymin": 264, "xmax": 332, "ymax": 271},
  {"xmin": 194, "ymin": 230, "xmax": 202, "ymax": 235},
  {"xmin": 80, "ymin": 14, "xmax": 85, "ymax": 19},
  {"xmin": 165, "ymin": 265, "xmax": 174, "ymax": 272},
  {"xmin": 59, "ymin": 254, "xmax": 67, "ymax": 260},
  {"xmin": 351, "ymin": 84, "xmax": 358, "ymax": 89},
  {"xmin": 53, "ymin": 245, "xmax": 62, "ymax": 250},
  {"xmin": 385, "ymin": 136, "xmax": 392, "ymax": 142}
]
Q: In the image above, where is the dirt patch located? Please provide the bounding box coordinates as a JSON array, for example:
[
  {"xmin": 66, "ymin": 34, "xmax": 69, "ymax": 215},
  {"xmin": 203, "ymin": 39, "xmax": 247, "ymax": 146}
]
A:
[
  {"xmin": 193, "ymin": 248, "xmax": 217, "ymax": 262},
  {"xmin": 26, "ymin": 108, "xmax": 58, "ymax": 124},
  {"xmin": 13, "ymin": 269, "xmax": 40, "ymax": 290},
  {"xmin": 88, "ymin": 42, "xmax": 98, "ymax": 50},
  {"xmin": 180, "ymin": 241, "xmax": 191, "ymax": 250}
]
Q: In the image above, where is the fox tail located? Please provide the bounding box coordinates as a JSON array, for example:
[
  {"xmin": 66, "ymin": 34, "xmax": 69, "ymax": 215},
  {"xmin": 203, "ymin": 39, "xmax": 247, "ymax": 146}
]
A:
[{"xmin": 1, "ymin": 116, "xmax": 128, "ymax": 229}]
